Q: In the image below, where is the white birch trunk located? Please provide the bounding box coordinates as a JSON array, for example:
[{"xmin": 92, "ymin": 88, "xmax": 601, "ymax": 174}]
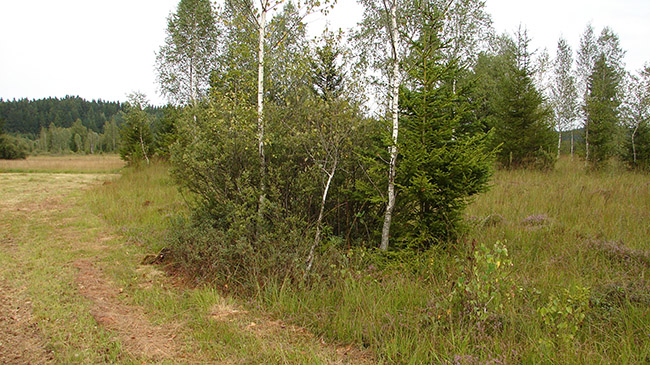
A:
[
  {"xmin": 632, "ymin": 123, "xmax": 640, "ymax": 165},
  {"xmin": 557, "ymin": 130, "xmax": 562, "ymax": 159},
  {"xmin": 380, "ymin": 1, "xmax": 399, "ymax": 252},
  {"xmin": 570, "ymin": 130, "xmax": 574, "ymax": 159},
  {"xmin": 257, "ymin": 6, "xmax": 267, "ymax": 219},
  {"xmin": 139, "ymin": 126, "xmax": 150, "ymax": 165}
]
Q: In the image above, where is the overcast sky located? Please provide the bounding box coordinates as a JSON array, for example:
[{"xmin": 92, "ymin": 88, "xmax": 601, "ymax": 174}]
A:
[{"xmin": 1, "ymin": 0, "xmax": 648, "ymax": 106}]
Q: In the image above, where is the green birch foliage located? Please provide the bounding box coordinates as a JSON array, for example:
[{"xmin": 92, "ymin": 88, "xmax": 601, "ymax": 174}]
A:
[
  {"xmin": 156, "ymin": 0, "xmax": 219, "ymax": 106},
  {"xmin": 621, "ymin": 65, "xmax": 650, "ymax": 169},
  {"xmin": 119, "ymin": 93, "xmax": 153, "ymax": 165},
  {"xmin": 395, "ymin": 12, "xmax": 494, "ymax": 247},
  {"xmin": 585, "ymin": 54, "xmax": 620, "ymax": 168}
]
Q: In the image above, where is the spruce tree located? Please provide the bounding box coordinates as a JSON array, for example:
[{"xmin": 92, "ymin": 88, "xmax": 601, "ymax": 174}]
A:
[
  {"xmin": 584, "ymin": 54, "xmax": 620, "ymax": 168},
  {"xmin": 395, "ymin": 13, "xmax": 493, "ymax": 247},
  {"xmin": 489, "ymin": 32, "xmax": 555, "ymax": 169}
]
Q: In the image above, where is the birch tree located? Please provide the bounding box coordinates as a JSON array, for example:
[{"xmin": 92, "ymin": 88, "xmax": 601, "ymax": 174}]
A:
[
  {"xmin": 119, "ymin": 93, "xmax": 153, "ymax": 165},
  {"xmin": 353, "ymin": 0, "xmax": 405, "ymax": 251},
  {"xmin": 577, "ymin": 24, "xmax": 598, "ymax": 163},
  {"xmin": 224, "ymin": 0, "xmax": 334, "ymax": 222},
  {"xmin": 304, "ymin": 34, "xmax": 360, "ymax": 272},
  {"xmin": 551, "ymin": 37, "xmax": 578, "ymax": 158},
  {"xmin": 621, "ymin": 65, "xmax": 650, "ymax": 167},
  {"xmin": 156, "ymin": 0, "xmax": 219, "ymax": 106}
]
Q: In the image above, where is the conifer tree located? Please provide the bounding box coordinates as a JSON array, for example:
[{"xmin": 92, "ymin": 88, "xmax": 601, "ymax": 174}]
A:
[
  {"xmin": 395, "ymin": 7, "xmax": 493, "ymax": 247},
  {"xmin": 489, "ymin": 30, "xmax": 555, "ymax": 169},
  {"xmin": 584, "ymin": 54, "xmax": 620, "ymax": 168}
]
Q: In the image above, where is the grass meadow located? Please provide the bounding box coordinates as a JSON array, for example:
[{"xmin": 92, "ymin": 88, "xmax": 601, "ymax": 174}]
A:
[
  {"xmin": 1, "ymin": 156, "xmax": 355, "ymax": 363},
  {"xmin": 6, "ymin": 155, "xmax": 643, "ymax": 362},
  {"xmin": 78, "ymin": 156, "xmax": 650, "ymax": 363},
  {"xmin": 0, "ymin": 154, "xmax": 124, "ymax": 173}
]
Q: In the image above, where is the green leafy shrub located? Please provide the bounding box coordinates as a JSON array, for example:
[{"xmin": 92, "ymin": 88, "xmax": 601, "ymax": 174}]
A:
[
  {"xmin": 537, "ymin": 286, "xmax": 591, "ymax": 346},
  {"xmin": 438, "ymin": 241, "xmax": 515, "ymax": 325}
]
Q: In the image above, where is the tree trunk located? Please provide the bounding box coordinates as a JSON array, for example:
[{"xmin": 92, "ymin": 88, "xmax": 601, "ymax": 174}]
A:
[
  {"xmin": 570, "ymin": 130, "xmax": 574, "ymax": 159},
  {"xmin": 139, "ymin": 127, "xmax": 150, "ymax": 165},
  {"xmin": 257, "ymin": 5, "xmax": 268, "ymax": 221},
  {"xmin": 306, "ymin": 157, "xmax": 338, "ymax": 273},
  {"xmin": 557, "ymin": 130, "xmax": 562, "ymax": 159},
  {"xmin": 380, "ymin": 1, "xmax": 399, "ymax": 252},
  {"xmin": 632, "ymin": 123, "xmax": 639, "ymax": 166},
  {"xmin": 585, "ymin": 122, "xmax": 589, "ymax": 167}
]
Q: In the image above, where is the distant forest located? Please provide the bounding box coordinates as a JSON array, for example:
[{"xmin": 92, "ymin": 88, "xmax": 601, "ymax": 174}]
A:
[
  {"xmin": 0, "ymin": 96, "xmax": 167, "ymax": 156},
  {"xmin": 0, "ymin": 96, "xmax": 128, "ymax": 135}
]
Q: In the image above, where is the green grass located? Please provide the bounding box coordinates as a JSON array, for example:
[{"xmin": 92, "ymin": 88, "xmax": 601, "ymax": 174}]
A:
[
  {"xmin": 82, "ymin": 157, "xmax": 650, "ymax": 363},
  {"xmin": 258, "ymin": 157, "xmax": 650, "ymax": 363},
  {"xmin": 0, "ymin": 173, "xmax": 138, "ymax": 363},
  {"xmin": 82, "ymin": 163, "xmax": 351, "ymax": 363}
]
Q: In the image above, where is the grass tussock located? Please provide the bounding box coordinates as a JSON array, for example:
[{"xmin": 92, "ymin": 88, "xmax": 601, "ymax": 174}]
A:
[{"xmin": 87, "ymin": 157, "xmax": 650, "ymax": 363}]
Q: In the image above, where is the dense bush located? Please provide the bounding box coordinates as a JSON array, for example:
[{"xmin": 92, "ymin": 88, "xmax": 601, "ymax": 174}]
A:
[{"xmin": 0, "ymin": 120, "xmax": 27, "ymax": 159}]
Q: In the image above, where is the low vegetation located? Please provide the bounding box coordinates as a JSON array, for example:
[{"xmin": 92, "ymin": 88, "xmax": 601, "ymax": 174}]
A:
[{"xmin": 81, "ymin": 157, "xmax": 649, "ymax": 363}]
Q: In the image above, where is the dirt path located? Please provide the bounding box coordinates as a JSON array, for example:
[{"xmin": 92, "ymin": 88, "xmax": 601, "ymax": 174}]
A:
[
  {"xmin": 73, "ymin": 259, "xmax": 181, "ymax": 362},
  {"xmin": 0, "ymin": 172, "xmax": 373, "ymax": 364},
  {"xmin": 0, "ymin": 173, "xmax": 190, "ymax": 363}
]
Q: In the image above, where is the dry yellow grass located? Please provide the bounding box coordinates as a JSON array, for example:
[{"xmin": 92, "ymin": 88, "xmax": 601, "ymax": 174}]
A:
[{"xmin": 0, "ymin": 155, "xmax": 124, "ymax": 173}]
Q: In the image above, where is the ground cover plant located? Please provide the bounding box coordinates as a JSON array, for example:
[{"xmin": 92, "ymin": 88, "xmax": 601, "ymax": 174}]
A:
[{"xmin": 83, "ymin": 157, "xmax": 648, "ymax": 363}]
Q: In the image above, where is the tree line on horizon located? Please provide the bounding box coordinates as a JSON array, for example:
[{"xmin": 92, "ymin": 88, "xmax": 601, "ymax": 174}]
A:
[{"xmin": 0, "ymin": 96, "xmax": 171, "ymax": 157}]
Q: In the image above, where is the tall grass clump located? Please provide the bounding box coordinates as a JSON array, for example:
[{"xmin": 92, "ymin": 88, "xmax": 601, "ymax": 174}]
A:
[{"xmin": 84, "ymin": 162, "xmax": 184, "ymax": 251}]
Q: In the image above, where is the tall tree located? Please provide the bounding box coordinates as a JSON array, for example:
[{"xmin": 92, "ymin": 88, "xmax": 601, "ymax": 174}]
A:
[
  {"xmin": 354, "ymin": 0, "xmax": 407, "ymax": 251},
  {"xmin": 621, "ymin": 65, "xmax": 650, "ymax": 168},
  {"xmin": 120, "ymin": 93, "xmax": 154, "ymax": 165},
  {"xmin": 577, "ymin": 24, "xmax": 598, "ymax": 163},
  {"xmin": 597, "ymin": 27, "xmax": 626, "ymax": 84},
  {"xmin": 482, "ymin": 29, "xmax": 555, "ymax": 169},
  {"xmin": 304, "ymin": 34, "xmax": 361, "ymax": 271},
  {"xmin": 156, "ymin": 0, "xmax": 219, "ymax": 106},
  {"xmin": 441, "ymin": 0, "xmax": 493, "ymax": 69},
  {"xmin": 224, "ymin": 0, "xmax": 334, "ymax": 223},
  {"xmin": 396, "ymin": 8, "xmax": 493, "ymax": 247},
  {"xmin": 551, "ymin": 37, "xmax": 578, "ymax": 158},
  {"xmin": 584, "ymin": 54, "xmax": 620, "ymax": 168}
]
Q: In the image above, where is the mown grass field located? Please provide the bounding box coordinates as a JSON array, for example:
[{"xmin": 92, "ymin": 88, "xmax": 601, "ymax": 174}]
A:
[
  {"xmin": 0, "ymin": 154, "xmax": 124, "ymax": 173},
  {"xmin": 78, "ymin": 156, "xmax": 649, "ymax": 363}
]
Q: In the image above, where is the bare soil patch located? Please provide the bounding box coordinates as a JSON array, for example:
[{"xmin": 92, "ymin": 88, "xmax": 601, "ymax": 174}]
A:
[{"xmin": 73, "ymin": 259, "xmax": 182, "ymax": 362}]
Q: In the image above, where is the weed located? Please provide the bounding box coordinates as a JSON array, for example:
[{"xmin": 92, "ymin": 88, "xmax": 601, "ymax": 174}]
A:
[
  {"xmin": 537, "ymin": 286, "xmax": 591, "ymax": 348},
  {"xmin": 443, "ymin": 241, "xmax": 515, "ymax": 325}
]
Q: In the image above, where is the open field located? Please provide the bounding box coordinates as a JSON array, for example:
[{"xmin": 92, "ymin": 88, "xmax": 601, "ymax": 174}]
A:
[
  {"xmin": 0, "ymin": 154, "xmax": 125, "ymax": 173},
  {"xmin": 0, "ymin": 156, "xmax": 366, "ymax": 363},
  {"xmin": 79, "ymin": 156, "xmax": 649, "ymax": 363}
]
